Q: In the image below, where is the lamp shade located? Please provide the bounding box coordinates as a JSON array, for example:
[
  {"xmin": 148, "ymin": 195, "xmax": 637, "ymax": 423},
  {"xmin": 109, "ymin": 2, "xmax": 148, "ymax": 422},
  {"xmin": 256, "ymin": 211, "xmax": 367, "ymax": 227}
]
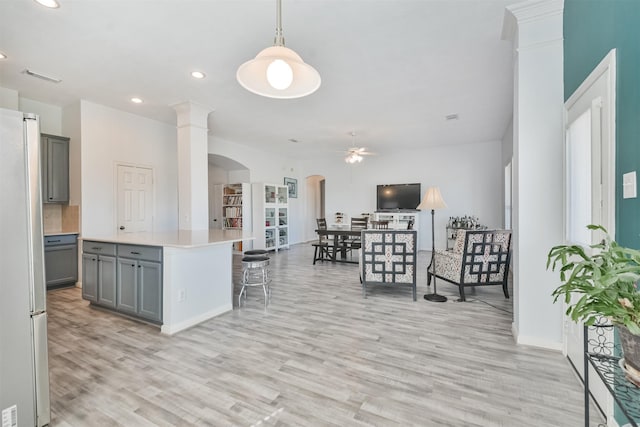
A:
[
  {"xmin": 417, "ymin": 186, "xmax": 447, "ymax": 210},
  {"xmin": 236, "ymin": 46, "xmax": 321, "ymax": 99}
]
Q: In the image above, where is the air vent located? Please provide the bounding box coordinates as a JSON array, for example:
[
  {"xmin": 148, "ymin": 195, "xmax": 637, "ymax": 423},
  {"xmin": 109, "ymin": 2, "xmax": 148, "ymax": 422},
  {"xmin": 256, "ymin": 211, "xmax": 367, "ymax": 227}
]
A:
[{"xmin": 23, "ymin": 69, "xmax": 62, "ymax": 83}]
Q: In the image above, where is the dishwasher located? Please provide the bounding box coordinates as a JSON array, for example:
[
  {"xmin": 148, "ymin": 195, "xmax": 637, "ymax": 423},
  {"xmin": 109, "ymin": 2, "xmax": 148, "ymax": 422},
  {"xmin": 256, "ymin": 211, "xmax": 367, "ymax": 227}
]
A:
[{"xmin": 44, "ymin": 234, "xmax": 78, "ymax": 289}]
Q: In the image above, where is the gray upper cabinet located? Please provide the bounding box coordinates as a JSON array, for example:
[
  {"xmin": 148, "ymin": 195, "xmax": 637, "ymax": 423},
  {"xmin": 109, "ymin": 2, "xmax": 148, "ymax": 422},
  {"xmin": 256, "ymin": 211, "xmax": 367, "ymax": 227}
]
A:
[{"xmin": 41, "ymin": 133, "xmax": 69, "ymax": 203}]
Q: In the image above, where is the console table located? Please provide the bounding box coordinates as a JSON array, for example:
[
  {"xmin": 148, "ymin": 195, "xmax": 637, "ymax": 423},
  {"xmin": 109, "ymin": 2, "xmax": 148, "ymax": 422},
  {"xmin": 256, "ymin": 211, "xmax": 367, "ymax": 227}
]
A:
[
  {"xmin": 584, "ymin": 324, "xmax": 640, "ymax": 427},
  {"xmin": 445, "ymin": 225, "xmax": 487, "ymax": 250}
]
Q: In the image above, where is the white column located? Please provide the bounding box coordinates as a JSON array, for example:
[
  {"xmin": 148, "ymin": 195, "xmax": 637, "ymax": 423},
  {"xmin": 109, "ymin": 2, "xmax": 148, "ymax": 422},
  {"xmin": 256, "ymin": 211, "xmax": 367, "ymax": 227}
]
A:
[
  {"xmin": 503, "ymin": 0, "xmax": 564, "ymax": 349},
  {"xmin": 173, "ymin": 101, "xmax": 212, "ymax": 230}
]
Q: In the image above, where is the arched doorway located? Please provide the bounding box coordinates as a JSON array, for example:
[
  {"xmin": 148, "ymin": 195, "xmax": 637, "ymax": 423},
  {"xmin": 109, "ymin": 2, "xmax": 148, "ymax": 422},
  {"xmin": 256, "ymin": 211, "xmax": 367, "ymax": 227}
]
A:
[{"xmin": 208, "ymin": 154, "xmax": 250, "ymax": 229}]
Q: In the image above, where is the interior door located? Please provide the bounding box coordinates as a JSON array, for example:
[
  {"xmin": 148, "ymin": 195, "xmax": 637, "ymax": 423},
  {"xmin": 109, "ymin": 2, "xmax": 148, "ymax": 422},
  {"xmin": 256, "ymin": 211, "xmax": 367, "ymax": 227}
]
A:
[
  {"xmin": 564, "ymin": 50, "xmax": 616, "ymax": 421},
  {"xmin": 117, "ymin": 165, "xmax": 153, "ymax": 233}
]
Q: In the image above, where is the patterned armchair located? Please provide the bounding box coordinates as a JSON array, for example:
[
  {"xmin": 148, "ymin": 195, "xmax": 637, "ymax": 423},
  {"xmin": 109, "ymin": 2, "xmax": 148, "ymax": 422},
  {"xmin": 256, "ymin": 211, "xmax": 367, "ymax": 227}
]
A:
[
  {"xmin": 427, "ymin": 229, "xmax": 512, "ymax": 301},
  {"xmin": 360, "ymin": 230, "xmax": 417, "ymax": 300}
]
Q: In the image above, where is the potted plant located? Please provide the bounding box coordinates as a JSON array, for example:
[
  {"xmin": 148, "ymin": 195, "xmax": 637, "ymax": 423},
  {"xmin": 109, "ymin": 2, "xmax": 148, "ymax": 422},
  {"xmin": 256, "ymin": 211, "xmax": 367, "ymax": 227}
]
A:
[{"xmin": 547, "ymin": 225, "xmax": 640, "ymax": 375}]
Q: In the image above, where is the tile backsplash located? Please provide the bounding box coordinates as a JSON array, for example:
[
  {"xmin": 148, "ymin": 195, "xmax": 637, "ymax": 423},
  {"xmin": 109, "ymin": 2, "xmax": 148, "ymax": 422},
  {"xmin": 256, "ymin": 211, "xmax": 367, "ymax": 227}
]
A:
[
  {"xmin": 43, "ymin": 204, "xmax": 62, "ymax": 232},
  {"xmin": 43, "ymin": 204, "xmax": 79, "ymax": 233}
]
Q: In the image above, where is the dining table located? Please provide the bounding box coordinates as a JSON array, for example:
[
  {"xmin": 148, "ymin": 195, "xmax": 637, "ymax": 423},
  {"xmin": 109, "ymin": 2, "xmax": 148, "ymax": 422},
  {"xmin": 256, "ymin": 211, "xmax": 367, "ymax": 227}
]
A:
[{"xmin": 314, "ymin": 227, "xmax": 363, "ymax": 264}]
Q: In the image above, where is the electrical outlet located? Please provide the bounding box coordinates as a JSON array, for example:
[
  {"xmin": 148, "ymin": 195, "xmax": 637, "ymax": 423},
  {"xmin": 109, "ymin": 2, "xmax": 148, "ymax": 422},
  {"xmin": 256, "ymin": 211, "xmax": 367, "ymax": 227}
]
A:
[
  {"xmin": 178, "ymin": 289, "xmax": 186, "ymax": 302},
  {"xmin": 623, "ymin": 171, "xmax": 637, "ymax": 199},
  {"xmin": 2, "ymin": 405, "xmax": 18, "ymax": 427}
]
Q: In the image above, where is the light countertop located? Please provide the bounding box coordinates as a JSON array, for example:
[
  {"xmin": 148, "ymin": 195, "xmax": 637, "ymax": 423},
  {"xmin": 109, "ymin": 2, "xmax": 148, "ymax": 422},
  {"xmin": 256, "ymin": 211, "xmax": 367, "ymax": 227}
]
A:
[
  {"xmin": 81, "ymin": 229, "xmax": 254, "ymax": 249},
  {"xmin": 44, "ymin": 231, "xmax": 79, "ymax": 237}
]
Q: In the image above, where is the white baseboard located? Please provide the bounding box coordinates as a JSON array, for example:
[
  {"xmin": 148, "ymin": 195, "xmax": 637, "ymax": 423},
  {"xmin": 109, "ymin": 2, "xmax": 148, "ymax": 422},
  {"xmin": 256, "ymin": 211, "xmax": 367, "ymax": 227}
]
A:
[
  {"xmin": 512, "ymin": 322, "xmax": 563, "ymax": 350},
  {"xmin": 160, "ymin": 303, "xmax": 232, "ymax": 335}
]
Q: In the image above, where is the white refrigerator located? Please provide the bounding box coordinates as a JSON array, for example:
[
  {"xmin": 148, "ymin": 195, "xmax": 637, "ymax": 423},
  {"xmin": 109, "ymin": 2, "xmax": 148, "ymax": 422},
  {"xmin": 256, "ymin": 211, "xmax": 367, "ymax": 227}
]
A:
[{"xmin": 0, "ymin": 108, "xmax": 51, "ymax": 427}]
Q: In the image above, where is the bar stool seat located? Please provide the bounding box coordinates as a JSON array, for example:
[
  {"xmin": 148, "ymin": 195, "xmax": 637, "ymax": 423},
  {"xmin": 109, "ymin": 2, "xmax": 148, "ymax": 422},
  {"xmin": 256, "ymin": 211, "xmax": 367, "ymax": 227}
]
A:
[
  {"xmin": 239, "ymin": 255, "xmax": 271, "ymax": 307},
  {"xmin": 244, "ymin": 249, "xmax": 269, "ymax": 256}
]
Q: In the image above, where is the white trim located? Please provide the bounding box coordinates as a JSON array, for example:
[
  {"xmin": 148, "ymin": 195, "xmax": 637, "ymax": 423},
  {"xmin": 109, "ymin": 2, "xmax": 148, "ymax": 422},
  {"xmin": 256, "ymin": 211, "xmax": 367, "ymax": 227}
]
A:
[
  {"xmin": 502, "ymin": 0, "xmax": 564, "ymax": 41},
  {"xmin": 160, "ymin": 303, "xmax": 232, "ymax": 335},
  {"xmin": 510, "ymin": 321, "xmax": 563, "ymax": 352},
  {"xmin": 516, "ymin": 333, "xmax": 563, "ymax": 351},
  {"xmin": 562, "ymin": 48, "xmax": 617, "ymax": 425}
]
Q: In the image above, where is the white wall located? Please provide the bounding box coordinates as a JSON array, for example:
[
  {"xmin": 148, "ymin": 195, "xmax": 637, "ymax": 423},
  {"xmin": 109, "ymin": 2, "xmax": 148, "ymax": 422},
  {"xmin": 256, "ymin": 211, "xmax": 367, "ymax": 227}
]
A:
[
  {"xmin": 0, "ymin": 87, "xmax": 18, "ymax": 110},
  {"xmin": 80, "ymin": 100, "xmax": 178, "ymax": 235},
  {"xmin": 300, "ymin": 140, "xmax": 504, "ymax": 251},
  {"xmin": 19, "ymin": 98, "xmax": 62, "ymax": 135}
]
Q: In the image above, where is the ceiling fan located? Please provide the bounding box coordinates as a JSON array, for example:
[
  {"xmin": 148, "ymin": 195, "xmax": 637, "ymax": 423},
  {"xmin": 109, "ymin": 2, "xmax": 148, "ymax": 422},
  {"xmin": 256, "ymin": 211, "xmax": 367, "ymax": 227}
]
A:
[{"xmin": 344, "ymin": 132, "xmax": 375, "ymax": 164}]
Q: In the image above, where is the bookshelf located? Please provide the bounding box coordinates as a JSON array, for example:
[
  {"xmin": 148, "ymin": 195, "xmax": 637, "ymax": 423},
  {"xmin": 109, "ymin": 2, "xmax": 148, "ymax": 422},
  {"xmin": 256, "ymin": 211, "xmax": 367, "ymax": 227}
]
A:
[{"xmin": 222, "ymin": 183, "xmax": 252, "ymax": 252}]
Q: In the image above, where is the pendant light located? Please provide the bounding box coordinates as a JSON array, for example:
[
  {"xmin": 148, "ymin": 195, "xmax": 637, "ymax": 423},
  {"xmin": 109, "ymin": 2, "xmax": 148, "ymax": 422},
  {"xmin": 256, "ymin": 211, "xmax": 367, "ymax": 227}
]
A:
[{"xmin": 236, "ymin": 0, "xmax": 321, "ymax": 99}]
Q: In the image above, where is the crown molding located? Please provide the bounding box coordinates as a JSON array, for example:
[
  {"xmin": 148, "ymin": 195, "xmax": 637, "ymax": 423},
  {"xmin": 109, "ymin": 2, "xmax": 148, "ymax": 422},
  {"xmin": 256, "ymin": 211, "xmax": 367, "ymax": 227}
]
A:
[{"xmin": 502, "ymin": 0, "xmax": 564, "ymax": 42}]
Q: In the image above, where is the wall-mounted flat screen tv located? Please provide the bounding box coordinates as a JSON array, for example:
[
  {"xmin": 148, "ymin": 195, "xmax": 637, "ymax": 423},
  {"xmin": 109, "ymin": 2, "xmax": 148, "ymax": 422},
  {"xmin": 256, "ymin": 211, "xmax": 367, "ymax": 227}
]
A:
[{"xmin": 376, "ymin": 183, "xmax": 421, "ymax": 211}]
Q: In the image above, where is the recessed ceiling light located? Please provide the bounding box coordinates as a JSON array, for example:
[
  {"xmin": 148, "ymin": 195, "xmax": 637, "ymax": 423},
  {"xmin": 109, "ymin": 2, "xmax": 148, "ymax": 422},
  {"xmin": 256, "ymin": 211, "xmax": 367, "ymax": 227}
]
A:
[
  {"xmin": 130, "ymin": 97, "xmax": 143, "ymax": 104},
  {"xmin": 0, "ymin": 52, "xmax": 6, "ymax": 60},
  {"xmin": 34, "ymin": 0, "xmax": 60, "ymax": 8},
  {"xmin": 191, "ymin": 71, "xmax": 206, "ymax": 79}
]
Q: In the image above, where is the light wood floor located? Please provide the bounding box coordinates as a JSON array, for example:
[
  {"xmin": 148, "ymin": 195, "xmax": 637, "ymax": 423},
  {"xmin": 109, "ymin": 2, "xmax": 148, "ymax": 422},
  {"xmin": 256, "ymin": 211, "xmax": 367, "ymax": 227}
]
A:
[{"xmin": 46, "ymin": 244, "xmax": 601, "ymax": 426}]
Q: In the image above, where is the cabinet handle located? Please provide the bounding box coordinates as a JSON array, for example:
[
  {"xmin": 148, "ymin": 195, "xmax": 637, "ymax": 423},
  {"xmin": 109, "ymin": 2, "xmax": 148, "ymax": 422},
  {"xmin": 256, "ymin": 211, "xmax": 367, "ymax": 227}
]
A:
[
  {"xmin": 130, "ymin": 251, "xmax": 140, "ymax": 255},
  {"xmin": 138, "ymin": 265, "xmax": 141, "ymax": 268},
  {"xmin": 131, "ymin": 264, "xmax": 135, "ymax": 267},
  {"xmin": 91, "ymin": 247, "xmax": 102, "ymax": 251},
  {"xmin": 48, "ymin": 239, "xmax": 61, "ymax": 243}
]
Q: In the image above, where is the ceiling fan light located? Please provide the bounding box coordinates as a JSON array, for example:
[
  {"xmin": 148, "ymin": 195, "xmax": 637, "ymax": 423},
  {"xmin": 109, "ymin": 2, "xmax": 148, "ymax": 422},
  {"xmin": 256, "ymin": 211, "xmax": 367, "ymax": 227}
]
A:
[{"xmin": 237, "ymin": 46, "xmax": 320, "ymax": 99}]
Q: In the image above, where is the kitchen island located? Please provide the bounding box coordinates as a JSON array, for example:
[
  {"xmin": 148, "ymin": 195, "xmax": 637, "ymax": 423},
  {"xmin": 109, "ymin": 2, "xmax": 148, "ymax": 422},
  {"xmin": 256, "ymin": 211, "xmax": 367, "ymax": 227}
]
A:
[{"xmin": 81, "ymin": 229, "xmax": 253, "ymax": 335}]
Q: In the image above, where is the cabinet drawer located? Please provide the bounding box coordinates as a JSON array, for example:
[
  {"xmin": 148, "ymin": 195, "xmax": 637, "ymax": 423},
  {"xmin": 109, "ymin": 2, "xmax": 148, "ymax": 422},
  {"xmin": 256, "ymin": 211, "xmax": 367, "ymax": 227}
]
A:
[
  {"xmin": 118, "ymin": 244, "xmax": 162, "ymax": 262},
  {"xmin": 45, "ymin": 234, "xmax": 77, "ymax": 246},
  {"xmin": 83, "ymin": 240, "xmax": 117, "ymax": 256}
]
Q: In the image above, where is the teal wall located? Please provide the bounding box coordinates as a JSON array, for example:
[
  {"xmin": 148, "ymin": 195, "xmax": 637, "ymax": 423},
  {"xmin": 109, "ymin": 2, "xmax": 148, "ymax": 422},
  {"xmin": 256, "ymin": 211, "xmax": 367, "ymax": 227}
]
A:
[{"xmin": 564, "ymin": 0, "xmax": 640, "ymax": 249}]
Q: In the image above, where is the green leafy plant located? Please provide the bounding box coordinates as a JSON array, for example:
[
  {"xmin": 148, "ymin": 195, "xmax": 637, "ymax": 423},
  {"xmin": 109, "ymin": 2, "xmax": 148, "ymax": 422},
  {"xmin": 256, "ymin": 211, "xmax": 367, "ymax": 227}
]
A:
[{"xmin": 547, "ymin": 225, "xmax": 640, "ymax": 335}]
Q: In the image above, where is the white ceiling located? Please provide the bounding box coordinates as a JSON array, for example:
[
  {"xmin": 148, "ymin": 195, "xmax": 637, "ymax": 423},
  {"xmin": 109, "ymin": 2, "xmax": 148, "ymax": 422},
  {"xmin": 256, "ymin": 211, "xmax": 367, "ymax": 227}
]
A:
[{"xmin": 0, "ymin": 0, "xmax": 516, "ymax": 159}]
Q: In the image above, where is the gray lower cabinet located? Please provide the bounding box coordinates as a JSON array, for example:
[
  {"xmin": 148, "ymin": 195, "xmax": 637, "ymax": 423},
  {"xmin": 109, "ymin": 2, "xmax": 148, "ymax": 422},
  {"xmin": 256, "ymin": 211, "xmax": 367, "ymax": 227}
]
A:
[
  {"xmin": 138, "ymin": 260, "xmax": 162, "ymax": 322},
  {"xmin": 44, "ymin": 234, "xmax": 78, "ymax": 289},
  {"xmin": 97, "ymin": 256, "xmax": 117, "ymax": 307},
  {"xmin": 82, "ymin": 241, "xmax": 117, "ymax": 307},
  {"xmin": 82, "ymin": 240, "xmax": 162, "ymax": 323},
  {"xmin": 116, "ymin": 258, "xmax": 138, "ymax": 314}
]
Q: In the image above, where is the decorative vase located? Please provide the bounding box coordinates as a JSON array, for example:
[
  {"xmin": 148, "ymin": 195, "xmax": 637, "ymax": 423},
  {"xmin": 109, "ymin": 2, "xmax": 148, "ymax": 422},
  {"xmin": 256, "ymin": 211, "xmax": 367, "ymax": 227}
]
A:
[{"xmin": 619, "ymin": 326, "xmax": 640, "ymax": 372}]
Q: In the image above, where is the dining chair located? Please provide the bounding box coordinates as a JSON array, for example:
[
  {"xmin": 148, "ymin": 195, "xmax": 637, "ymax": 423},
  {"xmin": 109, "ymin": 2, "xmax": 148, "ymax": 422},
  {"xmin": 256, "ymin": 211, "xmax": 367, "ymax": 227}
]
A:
[
  {"xmin": 344, "ymin": 217, "xmax": 368, "ymax": 253},
  {"xmin": 312, "ymin": 218, "xmax": 333, "ymax": 264}
]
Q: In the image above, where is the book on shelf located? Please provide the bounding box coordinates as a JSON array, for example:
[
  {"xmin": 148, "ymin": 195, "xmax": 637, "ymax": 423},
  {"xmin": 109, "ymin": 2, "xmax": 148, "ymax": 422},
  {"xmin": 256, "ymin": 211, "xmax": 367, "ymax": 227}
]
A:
[{"xmin": 223, "ymin": 195, "xmax": 242, "ymax": 205}]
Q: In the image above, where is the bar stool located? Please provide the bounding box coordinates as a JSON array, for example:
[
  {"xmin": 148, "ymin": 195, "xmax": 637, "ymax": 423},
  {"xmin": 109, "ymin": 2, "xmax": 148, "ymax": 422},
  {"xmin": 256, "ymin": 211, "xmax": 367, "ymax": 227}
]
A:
[{"xmin": 239, "ymin": 250, "xmax": 271, "ymax": 307}]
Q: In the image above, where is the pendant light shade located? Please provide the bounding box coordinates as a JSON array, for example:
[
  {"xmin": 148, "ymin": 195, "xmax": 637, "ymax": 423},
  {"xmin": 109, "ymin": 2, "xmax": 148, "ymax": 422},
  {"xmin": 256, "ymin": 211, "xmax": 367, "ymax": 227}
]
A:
[{"xmin": 236, "ymin": 0, "xmax": 321, "ymax": 99}]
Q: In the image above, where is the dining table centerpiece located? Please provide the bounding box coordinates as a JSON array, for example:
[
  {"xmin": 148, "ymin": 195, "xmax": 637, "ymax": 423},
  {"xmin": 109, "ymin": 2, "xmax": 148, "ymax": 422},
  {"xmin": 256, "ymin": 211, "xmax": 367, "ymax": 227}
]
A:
[{"xmin": 547, "ymin": 225, "xmax": 640, "ymax": 380}]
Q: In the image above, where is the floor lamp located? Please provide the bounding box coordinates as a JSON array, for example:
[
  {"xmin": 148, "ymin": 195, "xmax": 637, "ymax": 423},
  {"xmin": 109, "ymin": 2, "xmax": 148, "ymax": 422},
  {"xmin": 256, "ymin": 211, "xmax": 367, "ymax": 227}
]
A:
[{"xmin": 417, "ymin": 186, "xmax": 448, "ymax": 302}]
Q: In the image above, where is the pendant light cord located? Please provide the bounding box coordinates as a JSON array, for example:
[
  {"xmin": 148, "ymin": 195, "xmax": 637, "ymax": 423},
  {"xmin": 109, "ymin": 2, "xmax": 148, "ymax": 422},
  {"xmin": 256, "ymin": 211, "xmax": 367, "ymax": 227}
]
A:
[{"xmin": 274, "ymin": 0, "xmax": 285, "ymax": 46}]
